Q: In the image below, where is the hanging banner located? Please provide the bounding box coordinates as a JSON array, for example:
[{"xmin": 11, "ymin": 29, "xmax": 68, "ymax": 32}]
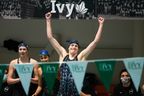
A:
[
  {"xmin": 40, "ymin": 63, "xmax": 59, "ymax": 95},
  {"xmin": 0, "ymin": 0, "xmax": 97, "ymax": 19},
  {"xmin": 123, "ymin": 57, "xmax": 144, "ymax": 91},
  {"xmin": 0, "ymin": 64, "xmax": 8, "ymax": 89},
  {"xmin": 0, "ymin": 0, "xmax": 144, "ymax": 19},
  {"xmin": 95, "ymin": 61, "xmax": 116, "ymax": 91},
  {"xmin": 15, "ymin": 64, "xmax": 34, "ymax": 95},
  {"xmin": 67, "ymin": 61, "xmax": 88, "ymax": 94}
]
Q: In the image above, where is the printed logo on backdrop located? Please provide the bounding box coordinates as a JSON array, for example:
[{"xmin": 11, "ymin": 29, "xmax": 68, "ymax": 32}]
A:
[
  {"xmin": 15, "ymin": 64, "xmax": 34, "ymax": 95},
  {"xmin": 0, "ymin": 0, "xmax": 97, "ymax": 19},
  {"xmin": 1, "ymin": 0, "xmax": 144, "ymax": 19},
  {"xmin": 40, "ymin": 63, "xmax": 59, "ymax": 95},
  {"xmin": 123, "ymin": 57, "xmax": 144, "ymax": 91},
  {"xmin": 67, "ymin": 61, "xmax": 88, "ymax": 94},
  {"xmin": 95, "ymin": 61, "xmax": 116, "ymax": 91},
  {"xmin": 50, "ymin": 0, "xmax": 97, "ymax": 19},
  {"xmin": 51, "ymin": 0, "xmax": 88, "ymax": 18}
]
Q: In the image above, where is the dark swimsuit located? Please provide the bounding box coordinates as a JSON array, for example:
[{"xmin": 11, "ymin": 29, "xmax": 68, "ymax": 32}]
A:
[
  {"xmin": 12, "ymin": 58, "xmax": 37, "ymax": 96},
  {"xmin": 57, "ymin": 55, "xmax": 79, "ymax": 96}
]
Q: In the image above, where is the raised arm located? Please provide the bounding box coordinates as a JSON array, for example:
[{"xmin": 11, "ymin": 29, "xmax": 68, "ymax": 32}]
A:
[
  {"xmin": 45, "ymin": 12, "xmax": 67, "ymax": 57},
  {"xmin": 78, "ymin": 17, "xmax": 104, "ymax": 60}
]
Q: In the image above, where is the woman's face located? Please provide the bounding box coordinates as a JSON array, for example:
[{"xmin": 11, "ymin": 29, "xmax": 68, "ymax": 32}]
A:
[
  {"xmin": 40, "ymin": 55, "xmax": 49, "ymax": 62},
  {"xmin": 68, "ymin": 43, "xmax": 79, "ymax": 55},
  {"xmin": 121, "ymin": 71, "xmax": 130, "ymax": 78},
  {"xmin": 18, "ymin": 46, "xmax": 28, "ymax": 57},
  {"xmin": 120, "ymin": 71, "xmax": 131, "ymax": 85}
]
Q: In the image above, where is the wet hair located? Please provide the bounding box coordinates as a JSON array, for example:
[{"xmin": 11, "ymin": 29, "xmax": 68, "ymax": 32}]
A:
[
  {"xmin": 39, "ymin": 49, "xmax": 50, "ymax": 57},
  {"xmin": 66, "ymin": 39, "xmax": 80, "ymax": 48},
  {"xmin": 18, "ymin": 42, "xmax": 29, "ymax": 49}
]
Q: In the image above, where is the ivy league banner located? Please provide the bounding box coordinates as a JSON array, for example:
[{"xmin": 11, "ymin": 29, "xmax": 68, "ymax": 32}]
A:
[
  {"xmin": 0, "ymin": 0, "xmax": 97, "ymax": 19},
  {"xmin": 0, "ymin": 64, "xmax": 8, "ymax": 89},
  {"xmin": 123, "ymin": 57, "xmax": 144, "ymax": 91},
  {"xmin": 67, "ymin": 61, "xmax": 88, "ymax": 94},
  {"xmin": 1, "ymin": 0, "xmax": 144, "ymax": 19},
  {"xmin": 95, "ymin": 60, "xmax": 116, "ymax": 91},
  {"xmin": 40, "ymin": 63, "xmax": 59, "ymax": 95},
  {"xmin": 15, "ymin": 64, "xmax": 34, "ymax": 95}
]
